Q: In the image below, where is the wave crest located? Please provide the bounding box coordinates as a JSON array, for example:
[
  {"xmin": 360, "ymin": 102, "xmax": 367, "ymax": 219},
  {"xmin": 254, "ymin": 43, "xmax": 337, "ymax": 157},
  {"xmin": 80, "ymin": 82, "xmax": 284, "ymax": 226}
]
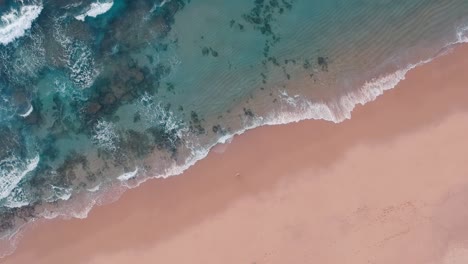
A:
[
  {"xmin": 0, "ymin": 4, "xmax": 43, "ymax": 45},
  {"xmin": 75, "ymin": 1, "xmax": 114, "ymax": 21},
  {"xmin": 0, "ymin": 155, "xmax": 39, "ymax": 201}
]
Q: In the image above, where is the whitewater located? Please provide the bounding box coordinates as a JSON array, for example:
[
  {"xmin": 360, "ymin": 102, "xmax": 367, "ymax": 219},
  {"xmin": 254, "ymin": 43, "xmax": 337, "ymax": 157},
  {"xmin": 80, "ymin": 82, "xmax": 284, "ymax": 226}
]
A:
[
  {"xmin": 0, "ymin": 3, "xmax": 42, "ymax": 45},
  {"xmin": 75, "ymin": 1, "xmax": 114, "ymax": 21}
]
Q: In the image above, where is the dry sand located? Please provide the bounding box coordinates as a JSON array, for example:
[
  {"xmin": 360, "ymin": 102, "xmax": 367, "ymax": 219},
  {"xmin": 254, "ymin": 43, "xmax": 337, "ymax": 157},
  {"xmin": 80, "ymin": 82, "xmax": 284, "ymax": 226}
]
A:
[{"xmin": 3, "ymin": 44, "xmax": 468, "ymax": 264}]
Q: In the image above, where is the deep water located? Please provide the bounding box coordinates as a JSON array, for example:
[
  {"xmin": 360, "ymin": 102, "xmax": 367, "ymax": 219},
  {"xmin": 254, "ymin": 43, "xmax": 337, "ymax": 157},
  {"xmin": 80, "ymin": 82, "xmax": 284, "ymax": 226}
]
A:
[{"xmin": 0, "ymin": 0, "xmax": 468, "ymax": 255}]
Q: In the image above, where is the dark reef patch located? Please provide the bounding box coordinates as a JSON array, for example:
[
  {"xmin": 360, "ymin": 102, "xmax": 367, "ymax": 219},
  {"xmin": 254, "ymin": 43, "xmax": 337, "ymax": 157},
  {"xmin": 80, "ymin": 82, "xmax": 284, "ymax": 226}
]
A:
[
  {"xmin": 147, "ymin": 126, "xmax": 181, "ymax": 157},
  {"xmin": 201, "ymin": 46, "xmax": 219, "ymax": 57},
  {"xmin": 189, "ymin": 111, "xmax": 206, "ymax": 135},
  {"xmin": 243, "ymin": 108, "xmax": 255, "ymax": 118},
  {"xmin": 121, "ymin": 130, "xmax": 153, "ymax": 158},
  {"xmin": 317, "ymin": 56, "xmax": 329, "ymax": 71}
]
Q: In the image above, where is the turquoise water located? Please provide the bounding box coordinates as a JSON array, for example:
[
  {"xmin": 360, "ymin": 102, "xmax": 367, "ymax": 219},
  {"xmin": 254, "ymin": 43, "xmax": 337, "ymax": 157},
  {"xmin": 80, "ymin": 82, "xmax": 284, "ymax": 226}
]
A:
[{"xmin": 0, "ymin": 0, "xmax": 468, "ymax": 255}]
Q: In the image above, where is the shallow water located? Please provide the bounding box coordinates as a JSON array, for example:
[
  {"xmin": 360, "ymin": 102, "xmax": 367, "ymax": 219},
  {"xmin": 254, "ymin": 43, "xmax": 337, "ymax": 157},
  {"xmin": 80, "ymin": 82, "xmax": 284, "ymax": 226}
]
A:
[{"xmin": 0, "ymin": 0, "xmax": 467, "ymax": 256}]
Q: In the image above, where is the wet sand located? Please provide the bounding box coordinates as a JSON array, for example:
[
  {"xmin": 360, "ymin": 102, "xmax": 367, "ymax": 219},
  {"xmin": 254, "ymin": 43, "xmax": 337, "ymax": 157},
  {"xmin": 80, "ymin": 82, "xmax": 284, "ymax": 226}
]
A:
[{"xmin": 4, "ymin": 44, "xmax": 468, "ymax": 264}]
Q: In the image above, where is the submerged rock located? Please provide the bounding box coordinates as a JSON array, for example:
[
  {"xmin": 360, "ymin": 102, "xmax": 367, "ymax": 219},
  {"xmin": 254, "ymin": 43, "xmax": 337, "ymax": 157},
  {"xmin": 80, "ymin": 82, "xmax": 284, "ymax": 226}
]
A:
[
  {"xmin": 85, "ymin": 102, "xmax": 102, "ymax": 115},
  {"xmin": 189, "ymin": 111, "xmax": 205, "ymax": 135},
  {"xmin": 102, "ymin": 93, "xmax": 116, "ymax": 105},
  {"xmin": 317, "ymin": 56, "xmax": 329, "ymax": 71}
]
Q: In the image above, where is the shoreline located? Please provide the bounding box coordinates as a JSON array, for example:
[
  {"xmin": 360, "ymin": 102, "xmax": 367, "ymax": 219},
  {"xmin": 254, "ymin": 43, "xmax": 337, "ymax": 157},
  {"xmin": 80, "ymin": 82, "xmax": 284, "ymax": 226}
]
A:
[{"xmin": 3, "ymin": 43, "xmax": 468, "ymax": 263}]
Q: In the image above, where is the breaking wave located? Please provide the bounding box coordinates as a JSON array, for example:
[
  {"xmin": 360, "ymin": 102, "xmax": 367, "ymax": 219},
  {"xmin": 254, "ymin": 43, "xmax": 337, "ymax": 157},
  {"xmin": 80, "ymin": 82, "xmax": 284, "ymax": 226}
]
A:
[
  {"xmin": 117, "ymin": 168, "xmax": 139, "ymax": 181},
  {"xmin": 0, "ymin": 155, "xmax": 39, "ymax": 201},
  {"xmin": 18, "ymin": 105, "xmax": 33, "ymax": 118},
  {"xmin": 0, "ymin": 3, "xmax": 42, "ymax": 45},
  {"xmin": 75, "ymin": 0, "xmax": 114, "ymax": 21}
]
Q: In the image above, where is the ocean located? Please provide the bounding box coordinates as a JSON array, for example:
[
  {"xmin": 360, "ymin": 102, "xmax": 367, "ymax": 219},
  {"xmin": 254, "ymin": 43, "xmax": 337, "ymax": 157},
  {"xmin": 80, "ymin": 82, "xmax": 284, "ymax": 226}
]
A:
[{"xmin": 0, "ymin": 0, "xmax": 467, "ymax": 256}]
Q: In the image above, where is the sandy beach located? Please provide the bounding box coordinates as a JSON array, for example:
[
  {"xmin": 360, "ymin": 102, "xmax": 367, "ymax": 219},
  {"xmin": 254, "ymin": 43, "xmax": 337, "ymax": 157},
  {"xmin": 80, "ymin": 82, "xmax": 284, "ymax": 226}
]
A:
[{"xmin": 3, "ymin": 44, "xmax": 468, "ymax": 263}]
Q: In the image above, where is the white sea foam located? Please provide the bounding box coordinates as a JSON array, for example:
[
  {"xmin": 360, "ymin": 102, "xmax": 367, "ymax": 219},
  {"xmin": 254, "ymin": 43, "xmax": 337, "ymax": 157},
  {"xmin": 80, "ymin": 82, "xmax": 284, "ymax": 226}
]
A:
[
  {"xmin": 9, "ymin": 28, "xmax": 46, "ymax": 81},
  {"xmin": 52, "ymin": 19, "xmax": 71, "ymax": 49},
  {"xmin": 0, "ymin": 4, "xmax": 43, "ymax": 45},
  {"xmin": 0, "ymin": 155, "xmax": 39, "ymax": 200},
  {"xmin": 67, "ymin": 43, "xmax": 99, "ymax": 89},
  {"xmin": 18, "ymin": 105, "xmax": 33, "ymax": 117},
  {"xmin": 38, "ymin": 184, "xmax": 127, "ymax": 222},
  {"xmin": 150, "ymin": 0, "xmax": 171, "ymax": 13},
  {"xmin": 3, "ymin": 187, "xmax": 30, "ymax": 209},
  {"xmin": 138, "ymin": 93, "xmax": 187, "ymax": 139},
  {"xmin": 53, "ymin": 76, "xmax": 87, "ymax": 101},
  {"xmin": 63, "ymin": 2, "xmax": 83, "ymax": 10},
  {"xmin": 456, "ymin": 24, "xmax": 468, "ymax": 44},
  {"xmin": 75, "ymin": 1, "xmax": 114, "ymax": 21},
  {"xmin": 87, "ymin": 184, "xmax": 101, "ymax": 192},
  {"xmin": 117, "ymin": 167, "xmax": 139, "ymax": 181},
  {"xmin": 92, "ymin": 120, "xmax": 119, "ymax": 152},
  {"xmin": 53, "ymin": 20, "xmax": 99, "ymax": 89},
  {"xmin": 50, "ymin": 186, "xmax": 72, "ymax": 201},
  {"xmin": 41, "ymin": 198, "xmax": 97, "ymax": 220}
]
